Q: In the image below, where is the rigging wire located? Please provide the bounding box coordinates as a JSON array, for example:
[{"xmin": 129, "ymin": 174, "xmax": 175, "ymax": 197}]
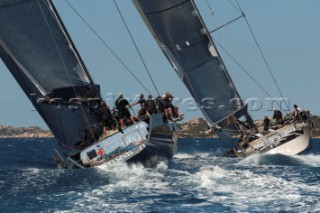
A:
[
  {"xmin": 226, "ymin": 0, "xmax": 242, "ymax": 13},
  {"xmin": 205, "ymin": 0, "xmax": 213, "ymax": 11},
  {"xmin": 38, "ymin": 0, "xmax": 95, "ymax": 139},
  {"xmin": 206, "ymin": 0, "xmax": 287, "ymax": 109},
  {"xmin": 209, "ymin": 15, "xmax": 243, "ymax": 34},
  {"xmin": 235, "ymin": 0, "xmax": 289, "ymax": 110},
  {"xmin": 213, "ymin": 38, "xmax": 273, "ymax": 98},
  {"xmin": 65, "ymin": 0, "xmax": 152, "ymax": 95},
  {"xmin": 113, "ymin": 0, "xmax": 160, "ymax": 97},
  {"xmin": 202, "ymin": 1, "xmax": 274, "ymax": 101}
]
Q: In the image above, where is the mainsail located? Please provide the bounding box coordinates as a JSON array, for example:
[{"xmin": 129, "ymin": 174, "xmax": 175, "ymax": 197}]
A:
[
  {"xmin": 133, "ymin": 0, "xmax": 255, "ymax": 134},
  {"xmin": 0, "ymin": 0, "xmax": 101, "ymax": 152}
]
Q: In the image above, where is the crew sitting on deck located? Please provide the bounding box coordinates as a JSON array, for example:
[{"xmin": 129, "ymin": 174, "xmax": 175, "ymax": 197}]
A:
[
  {"xmin": 131, "ymin": 94, "xmax": 149, "ymax": 120},
  {"xmin": 273, "ymin": 108, "xmax": 284, "ymax": 128},
  {"xmin": 161, "ymin": 92, "xmax": 184, "ymax": 122},
  {"xmin": 146, "ymin": 94, "xmax": 158, "ymax": 115},
  {"xmin": 167, "ymin": 92, "xmax": 184, "ymax": 121},
  {"xmin": 164, "ymin": 92, "xmax": 176, "ymax": 122},
  {"xmin": 292, "ymin": 104, "xmax": 309, "ymax": 122},
  {"xmin": 115, "ymin": 93, "xmax": 136, "ymax": 128},
  {"xmin": 156, "ymin": 95, "xmax": 165, "ymax": 113},
  {"xmin": 263, "ymin": 115, "xmax": 270, "ymax": 133}
]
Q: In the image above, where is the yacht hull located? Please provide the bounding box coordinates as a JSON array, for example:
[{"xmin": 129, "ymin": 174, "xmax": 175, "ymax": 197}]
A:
[
  {"xmin": 52, "ymin": 113, "xmax": 178, "ymax": 168},
  {"xmin": 230, "ymin": 123, "xmax": 312, "ymax": 157},
  {"xmin": 128, "ymin": 113, "xmax": 178, "ymax": 167},
  {"xmin": 128, "ymin": 133, "xmax": 178, "ymax": 167},
  {"xmin": 265, "ymin": 125, "xmax": 311, "ymax": 155}
]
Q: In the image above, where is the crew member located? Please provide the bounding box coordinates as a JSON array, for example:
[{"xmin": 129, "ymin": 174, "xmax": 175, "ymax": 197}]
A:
[
  {"xmin": 273, "ymin": 108, "xmax": 284, "ymax": 127},
  {"xmin": 146, "ymin": 94, "xmax": 158, "ymax": 115},
  {"xmin": 263, "ymin": 115, "xmax": 270, "ymax": 132},
  {"xmin": 100, "ymin": 101, "xmax": 114, "ymax": 136},
  {"xmin": 115, "ymin": 93, "xmax": 135, "ymax": 128}
]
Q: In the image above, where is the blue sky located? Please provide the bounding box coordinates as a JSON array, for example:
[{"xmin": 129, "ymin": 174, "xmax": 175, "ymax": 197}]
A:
[{"xmin": 0, "ymin": 0, "xmax": 319, "ymax": 129}]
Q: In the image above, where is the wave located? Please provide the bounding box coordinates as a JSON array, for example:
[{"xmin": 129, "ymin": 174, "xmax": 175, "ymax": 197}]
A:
[
  {"xmin": 191, "ymin": 164, "xmax": 320, "ymax": 212},
  {"xmin": 236, "ymin": 152, "xmax": 320, "ymax": 168},
  {"xmin": 237, "ymin": 154, "xmax": 307, "ymax": 167},
  {"xmin": 1, "ymin": 138, "xmax": 320, "ymax": 212}
]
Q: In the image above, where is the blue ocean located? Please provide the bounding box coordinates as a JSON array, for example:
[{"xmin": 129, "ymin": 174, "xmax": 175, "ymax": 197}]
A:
[{"xmin": 0, "ymin": 138, "xmax": 319, "ymax": 212}]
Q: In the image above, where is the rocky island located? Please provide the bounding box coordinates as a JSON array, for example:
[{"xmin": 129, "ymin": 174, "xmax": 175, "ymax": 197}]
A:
[
  {"xmin": 178, "ymin": 117, "xmax": 217, "ymax": 138},
  {"xmin": 0, "ymin": 125, "xmax": 53, "ymax": 138}
]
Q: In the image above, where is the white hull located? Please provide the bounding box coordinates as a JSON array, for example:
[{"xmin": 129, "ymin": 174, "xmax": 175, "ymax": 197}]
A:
[
  {"xmin": 79, "ymin": 121, "xmax": 149, "ymax": 168},
  {"xmin": 229, "ymin": 122, "xmax": 312, "ymax": 157},
  {"xmin": 265, "ymin": 125, "xmax": 311, "ymax": 155},
  {"xmin": 52, "ymin": 113, "xmax": 178, "ymax": 169}
]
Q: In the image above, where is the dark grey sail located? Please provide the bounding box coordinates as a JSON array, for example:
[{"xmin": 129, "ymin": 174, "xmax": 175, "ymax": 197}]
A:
[
  {"xmin": 0, "ymin": 0, "xmax": 102, "ymax": 154},
  {"xmin": 133, "ymin": 0, "xmax": 255, "ymax": 134}
]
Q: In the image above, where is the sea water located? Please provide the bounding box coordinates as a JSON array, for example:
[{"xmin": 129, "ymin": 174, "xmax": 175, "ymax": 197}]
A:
[{"xmin": 0, "ymin": 138, "xmax": 319, "ymax": 212}]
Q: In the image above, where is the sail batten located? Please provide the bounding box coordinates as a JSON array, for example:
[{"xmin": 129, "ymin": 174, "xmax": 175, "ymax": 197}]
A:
[
  {"xmin": 143, "ymin": 0, "xmax": 190, "ymax": 15},
  {"xmin": 134, "ymin": 0, "xmax": 245, "ymax": 128}
]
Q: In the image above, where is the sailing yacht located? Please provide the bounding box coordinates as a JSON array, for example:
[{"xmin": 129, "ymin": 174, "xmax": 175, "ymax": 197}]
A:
[
  {"xmin": 133, "ymin": 0, "xmax": 312, "ymax": 157},
  {"xmin": 0, "ymin": 0, "xmax": 178, "ymax": 168}
]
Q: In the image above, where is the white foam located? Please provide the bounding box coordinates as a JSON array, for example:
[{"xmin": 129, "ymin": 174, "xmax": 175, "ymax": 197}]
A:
[
  {"xmin": 236, "ymin": 154, "xmax": 262, "ymax": 166},
  {"xmin": 294, "ymin": 154, "xmax": 320, "ymax": 167},
  {"xmin": 174, "ymin": 153, "xmax": 194, "ymax": 159},
  {"xmin": 64, "ymin": 161, "xmax": 176, "ymax": 212},
  {"xmin": 174, "ymin": 152, "xmax": 216, "ymax": 159},
  {"xmin": 25, "ymin": 167, "xmax": 40, "ymax": 174},
  {"xmin": 188, "ymin": 164, "xmax": 320, "ymax": 211},
  {"xmin": 51, "ymin": 152, "xmax": 320, "ymax": 212}
]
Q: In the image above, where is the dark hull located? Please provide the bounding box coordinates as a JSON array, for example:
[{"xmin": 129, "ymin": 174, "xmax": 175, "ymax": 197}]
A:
[
  {"xmin": 128, "ymin": 132, "xmax": 178, "ymax": 167},
  {"xmin": 128, "ymin": 114, "xmax": 178, "ymax": 167}
]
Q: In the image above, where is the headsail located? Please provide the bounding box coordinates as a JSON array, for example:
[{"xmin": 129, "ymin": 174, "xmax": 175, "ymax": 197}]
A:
[
  {"xmin": 133, "ymin": 0, "xmax": 255, "ymax": 134},
  {"xmin": 0, "ymin": 0, "xmax": 101, "ymax": 152}
]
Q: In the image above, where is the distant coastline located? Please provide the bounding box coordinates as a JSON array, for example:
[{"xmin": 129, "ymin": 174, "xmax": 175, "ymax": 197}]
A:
[
  {"xmin": 178, "ymin": 116, "xmax": 320, "ymax": 138},
  {"xmin": 1, "ymin": 115, "xmax": 319, "ymax": 138},
  {"xmin": 0, "ymin": 118, "xmax": 216, "ymax": 139},
  {"xmin": 0, "ymin": 125, "xmax": 53, "ymax": 138}
]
